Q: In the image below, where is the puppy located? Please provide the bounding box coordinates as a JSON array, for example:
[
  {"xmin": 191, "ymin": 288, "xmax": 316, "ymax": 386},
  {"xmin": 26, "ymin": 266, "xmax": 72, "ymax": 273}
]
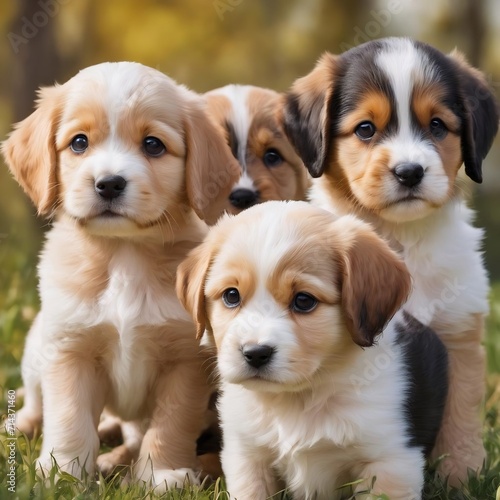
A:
[
  {"xmin": 177, "ymin": 200, "xmax": 448, "ymax": 500},
  {"xmin": 2, "ymin": 62, "xmax": 239, "ymax": 488},
  {"xmin": 284, "ymin": 37, "xmax": 499, "ymax": 484},
  {"xmin": 204, "ymin": 85, "xmax": 309, "ymax": 215}
]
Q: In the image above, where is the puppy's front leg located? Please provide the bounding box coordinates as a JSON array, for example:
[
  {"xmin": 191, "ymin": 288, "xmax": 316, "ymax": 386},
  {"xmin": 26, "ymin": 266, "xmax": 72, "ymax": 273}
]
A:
[
  {"xmin": 221, "ymin": 438, "xmax": 279, "ymax": 500},
  {"xmin": 15, "ymin": 314, "xmax": 44, "ymax": 438},
  {"xmin": 431, "ymin": 326, "xmax": 486, "ymax": 484},
  {"xmin": 134, "ymin": 360, "xmax": 211, "ymax": 490},
  {"xmin": 38, "ymin": 352, "xmax": 105, "ymax": 479}
]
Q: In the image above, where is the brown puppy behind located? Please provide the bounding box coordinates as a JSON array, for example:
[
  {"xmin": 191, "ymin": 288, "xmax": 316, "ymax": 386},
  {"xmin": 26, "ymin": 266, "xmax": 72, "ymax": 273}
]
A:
[{"xmin": 205, "ymin": 84, "xmax": 310, "ymax": 216}]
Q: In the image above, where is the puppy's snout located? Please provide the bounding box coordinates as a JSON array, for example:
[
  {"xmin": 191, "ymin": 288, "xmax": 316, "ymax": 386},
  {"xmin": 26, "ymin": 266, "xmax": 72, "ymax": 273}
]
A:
[
  {"xmin": 95, "ymin": 175, "xmax": 127, "ymax": 200},
  {"xmin": 392, "ymin": 163, "xmax": 424, "ymax": 188},
  {"xmin": 229, "ymin": 188, "xmax": 259, "ymax": 209},
  {"xmin": 242, "ymin": 344, "xmax": 274, "ymax": 369}
]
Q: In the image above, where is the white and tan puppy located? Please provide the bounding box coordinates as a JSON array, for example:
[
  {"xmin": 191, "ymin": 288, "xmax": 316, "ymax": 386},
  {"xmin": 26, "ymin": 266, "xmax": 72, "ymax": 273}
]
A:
[
  {"xmin": 284, "ymin": 37, "xmax": 499, "ymax": 483},
  {"xmin": 177, "ymin": 201, "xmax": 448, "ymax": 500},
  {"xmin": 2, "ymin": 62, "xmax": 239, "ymax": 488},
  {"xmin": 205, "ymin": 85, "xmax": 309, "ymax": 215}
]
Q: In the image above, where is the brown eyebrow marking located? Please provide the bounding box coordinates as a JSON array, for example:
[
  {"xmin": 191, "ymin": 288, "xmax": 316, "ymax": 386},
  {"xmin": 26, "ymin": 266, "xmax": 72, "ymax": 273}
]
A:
[
  {"xmin": 412, "ymin": 84, "xmax": 460, "ymax": 133},
  {"xmin": 338, "ymin": 92, "xmax": 392, "ymax": 136}
]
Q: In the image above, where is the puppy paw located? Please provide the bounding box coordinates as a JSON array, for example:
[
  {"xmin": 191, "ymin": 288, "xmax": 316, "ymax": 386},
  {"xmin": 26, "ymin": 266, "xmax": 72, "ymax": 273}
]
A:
[
  {"xmin": 37, "ymin": 452, "xmax": 94, "ymax": 481},
  {"xmin": 96, "ymin": 445, "xmax": 134, "ymax": 477},
  {"xmin": 150, "ymin": 468, "xmax": 200, "ymax": 491}
]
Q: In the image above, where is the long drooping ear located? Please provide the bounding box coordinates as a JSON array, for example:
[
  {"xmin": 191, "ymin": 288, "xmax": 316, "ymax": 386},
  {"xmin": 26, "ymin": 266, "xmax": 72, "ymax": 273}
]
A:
[
  {"xmin": 448, "ymin": 49, "xmax": 499, "ymax": 183},
  {"xmin": 283, "ymin": 52, "xmax": 338, "ymax": 178},
  {"xmin": 1, "ymin": 86, "xmax": 62, "ymax": 216},
  {"xmin": 333, "ymin": 216, "xmax": 412, "ymax": 347},
  {"xmin": 176, "ymin": 239, "xmax": 216, "ymax": 339},
  {"xmin": 184, "ymin": 103, "xmax": 240, "ymax": 224}
]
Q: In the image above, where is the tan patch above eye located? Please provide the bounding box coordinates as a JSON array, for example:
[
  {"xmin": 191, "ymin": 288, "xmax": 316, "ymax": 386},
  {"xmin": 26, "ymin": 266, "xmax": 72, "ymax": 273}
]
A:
[
  {"xmin": 338, "ymin": 92, "xmax": 392, "ymax": 136},
  {"xmin": 412, "ymin": 87, "xmax": 460, "ymax": 133},
  {"xmin": 205, "ymin": 257, "xmax": 257, "ymax": 302},
  {"xmin": 56, "ymin": 102, "xmax": 110, "ymax": 150}
]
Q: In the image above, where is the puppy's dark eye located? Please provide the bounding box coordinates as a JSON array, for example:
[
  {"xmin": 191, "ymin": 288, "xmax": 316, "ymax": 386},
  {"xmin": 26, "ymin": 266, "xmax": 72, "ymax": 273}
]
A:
[
  {"xmin": 263, "ymin": 149, "xmax": 283, "ymax": 168},
  {"xmin": 355, "ymin": 121, "xmax": 376, "ymax": 140},
  {"xmin": 70, "ymin": 134, "xmax": 88, "ymax": 153},
  {"xmin": 143, "ymin": 136, "xmax": 166, "ymax": 157},
  {"xmin": 291, "ymin": 292, "xmax": 318, "ymax": 313},
  {"xmin": 222, "ymin": 288, "xmax": 241, "ymax": 308},
  {"xmin": 430, "ymin": 118, "xmax": 448, "ymax": 140}
]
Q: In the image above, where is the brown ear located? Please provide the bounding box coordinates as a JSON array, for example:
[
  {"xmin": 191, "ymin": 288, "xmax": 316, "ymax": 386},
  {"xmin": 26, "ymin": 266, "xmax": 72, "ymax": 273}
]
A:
[
  {"xmin": 176, "ymin": 239, "xmax": 215, "ymax": 339},
  {"xmin": 184, "ymin": 103, "xmax": 240, "ymax": 224},
  {"xmin": 448, "ymin": 49, "xmax": 499, "ymax": 183},
  {"xmin": 284, "ymin": 52, "xmax": 338, "ymax": 178},
  {"xmin": 1, "ymin": 86, "xmax": 62, "ymax": 216},
  {"xmin": 333, "ymin": 217, "xmax": 411, "ymax": 347}
]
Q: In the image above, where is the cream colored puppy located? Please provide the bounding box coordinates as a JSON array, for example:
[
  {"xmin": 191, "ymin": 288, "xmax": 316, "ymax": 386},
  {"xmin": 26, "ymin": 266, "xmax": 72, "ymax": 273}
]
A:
[
  {"xmin": 177, "ymin": 201, "xmax": 448, "ymax": 500},
  {"xmin": 2, "ymin": 61, "xmax": 238, "ymax": 489}
]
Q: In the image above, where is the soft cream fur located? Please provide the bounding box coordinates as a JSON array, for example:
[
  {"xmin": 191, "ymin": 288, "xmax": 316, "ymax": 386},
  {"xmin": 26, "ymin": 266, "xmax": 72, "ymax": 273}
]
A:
[
  {"xmin": 176, "ymin": 201, "xmax": 440, "ymax": 500},
  {"xmin": 284, "ymin": 38, "xmax": 499, "ymax": 484},
  {"xmin": 2, "ymin": 61, "xmax": 239, "ymax": 489}
]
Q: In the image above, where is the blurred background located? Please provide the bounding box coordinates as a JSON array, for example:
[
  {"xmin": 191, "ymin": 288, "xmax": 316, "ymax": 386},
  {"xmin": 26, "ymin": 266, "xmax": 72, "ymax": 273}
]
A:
[{"xmin": 0, "ymin": 0, "xmax": 499, "ymax": 381}]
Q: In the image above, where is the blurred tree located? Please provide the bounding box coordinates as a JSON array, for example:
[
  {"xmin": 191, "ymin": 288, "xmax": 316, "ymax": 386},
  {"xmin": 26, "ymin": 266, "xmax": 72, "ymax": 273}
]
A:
[{"xmin": 9, "ymin": 0, "xmax": 62, "ymax": 122}]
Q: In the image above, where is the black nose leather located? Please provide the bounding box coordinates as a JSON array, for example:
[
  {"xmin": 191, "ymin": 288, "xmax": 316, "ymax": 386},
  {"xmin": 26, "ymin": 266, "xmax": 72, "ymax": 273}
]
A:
[
  {"xmin": 229, "ymin": 188, "xmax": 258, "ymax": 209},
  {"xmin": 242, "ymin": 344, "xmax": 274, "ymax": 369},
  {"xmin": 95, "ymin": 175, "xmax": 127, "ymax": 199},
  {"xmin": 393, "ymin": 163, "xmax": 424, "ymax": 188}
]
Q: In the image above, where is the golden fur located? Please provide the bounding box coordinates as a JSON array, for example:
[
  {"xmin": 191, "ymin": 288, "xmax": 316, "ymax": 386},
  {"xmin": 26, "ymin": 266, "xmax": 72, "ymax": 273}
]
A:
[{"xmin": 2, "ymin": 61, "xmax": 239, "ymax": 488}]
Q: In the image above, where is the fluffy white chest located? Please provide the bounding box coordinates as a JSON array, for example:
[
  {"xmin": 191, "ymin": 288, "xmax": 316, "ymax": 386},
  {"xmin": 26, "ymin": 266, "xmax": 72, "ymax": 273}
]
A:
[
  {"xmin": 98, "ymin": 247, "xmax": 189, "ymax": 329},
  {"xmin": 220, "ymin": 336, "xmax": 409, "ymax": 495},
  {"xmin": 41, "ymin": 243, "xmax": 195, "ymax": 417},
  {"xmin": 386, "ymin": 202, "xmax": 490, "ymax": 333}
]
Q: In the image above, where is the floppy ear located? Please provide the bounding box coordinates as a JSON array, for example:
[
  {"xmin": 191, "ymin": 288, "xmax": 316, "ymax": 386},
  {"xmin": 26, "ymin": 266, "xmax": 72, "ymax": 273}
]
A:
[
  {"xmin": 184, "ymin": 103, "xmax": 240, "ymax": 224},
  {"xmin": 333, "ymin": 217, "xmax": 412, "ymax": 347},
  {"xmin": 448, "ymin": 49, "xmax": 499, "ymax": 183},
  {"xmin": 1, "ymin": 86, "xmax": 62, "ymax": 216},
  {"xmin": 176, "ymin": 240, "xmax": 215, "ymax": 340},
  {"xmin": 283, "ymin": 52, "xmax": 338, "ymax": 178}
]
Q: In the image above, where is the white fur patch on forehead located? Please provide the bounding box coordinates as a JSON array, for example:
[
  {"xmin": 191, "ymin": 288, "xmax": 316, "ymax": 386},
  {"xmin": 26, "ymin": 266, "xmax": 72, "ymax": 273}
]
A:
[
  {"xmin": 375, "ymin": 38, "xmax": 436, "ymax": 137},
  {"xmin": 66, "ymin": 62, "xmax": 196, "ymax": 129},
  {"xmin": 209, "ymin": 84, "xmax": 252, "ymax": 169},
  {"xmin": 212, "ymin": 201, "xmax": 331, "ymax": 279}
]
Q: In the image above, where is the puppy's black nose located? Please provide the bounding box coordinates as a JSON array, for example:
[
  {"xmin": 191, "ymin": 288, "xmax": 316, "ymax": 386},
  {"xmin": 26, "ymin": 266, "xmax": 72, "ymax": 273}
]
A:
[
  {"xmin": 229, "ymin": 189, "xmax": 258, "ymax": 209},
  {"xmin": 242, "ymin": 344, "xmax": 274, "ymax": 369},
  {"xmin": 393, "ymin": 163, "xmax": 424, "ymax": 188},
  {"xmin": 95, "ymin": 175, "xmax": 127, "ymax": 199}
]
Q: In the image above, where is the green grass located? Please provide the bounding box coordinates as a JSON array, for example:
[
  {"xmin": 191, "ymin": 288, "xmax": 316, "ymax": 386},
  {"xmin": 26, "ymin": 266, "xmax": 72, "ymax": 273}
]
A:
[{"xmin": 1, "ymin": 267, "xmax": 500, "ymax": 499}]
